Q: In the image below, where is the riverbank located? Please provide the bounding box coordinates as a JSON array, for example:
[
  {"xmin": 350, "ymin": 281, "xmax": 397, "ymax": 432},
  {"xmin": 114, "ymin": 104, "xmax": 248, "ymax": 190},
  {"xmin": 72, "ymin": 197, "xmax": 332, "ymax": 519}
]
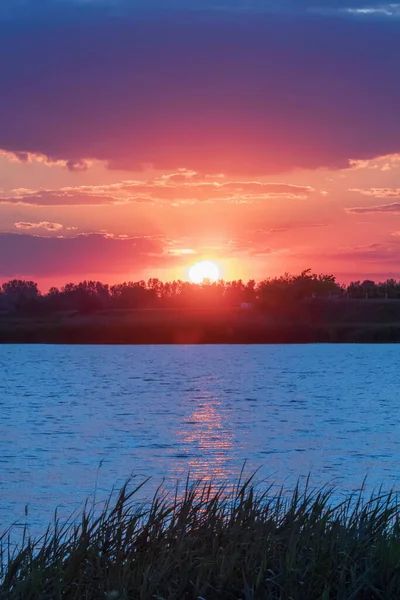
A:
[
  {"xmin": 1, "ymin": 305, "xmax": 400, "ymax": 343},
  {"xmin": 2, "ymin": 477, "xmax": 400, "ymax": 599}
]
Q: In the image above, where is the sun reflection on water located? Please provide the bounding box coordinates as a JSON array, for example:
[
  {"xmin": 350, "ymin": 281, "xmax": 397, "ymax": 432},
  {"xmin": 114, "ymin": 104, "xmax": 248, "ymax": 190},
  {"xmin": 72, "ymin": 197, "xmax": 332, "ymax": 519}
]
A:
[{"xmin": 175, "ymin": 392, "xmax": 237, "ymax": 491}]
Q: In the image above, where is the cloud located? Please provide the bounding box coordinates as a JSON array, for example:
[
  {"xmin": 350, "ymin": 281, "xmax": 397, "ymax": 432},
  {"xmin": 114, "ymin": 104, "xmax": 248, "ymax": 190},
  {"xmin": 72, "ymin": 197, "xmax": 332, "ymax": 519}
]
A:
[
  {"xmin": 346, "ymin": 202, "xmax": 400, "ymax": 213},
  {"xmin": 115, "ymin": 180, "xmax": 314, "ymax": 202},
  {"xmin": 0, "ymin": 233, "xmax": 167, "ymax": 277},
  {"xmin": 0, "ymin": 190, "xmax": 131, "ymax": 206},
  {"xmin": 0, "ymin": 150, "xmax": 92, "ymax": 171},
  {"xmin": 217, "ymin": 237, "xmax": 285, "ymax": 257},
  {"xmin": 165, "ymin": 248, "xmax": 197, "ymax": 256},
  {"xmin": 293, "ymin": 242, "xmax": 400, "ymax": 267},
  {"xmin": 0, "ymin": 11, "xmax": 399, "ymax": 175},
  {"xmin": 0, "ymin": 178, "xmax": 313, "ymax": 206},
  {"xmin": 0, "ymin": 1, "xmax": 396, "ymax": 19},
  {"xmin": 347, "ymin": 189, "xmax": 400, "ymax": 213},
  {"xmin": 253, "ymin": 222, "xmax": 330, "ymax": 234},
  {"xmin": 350, "ymin": 188, "xmax": 400, "ymax": 198},
  {"xmin": 14, "ymin": 221, "xmax": 63, "ymax": 231},
  {"xmin": 251, "ymin": 247, "xmax": 273, "ymax": 256},
  {"xmin": 344, "ymin": 5, "xmax": 400, "ymax": 16},
  {"xmin": 349, "ymin": 154, "xmax": 400, "ymax": 171},
  {"xmin": 324, "ymin": 242, "xmax": 400, "ymax": 264}
]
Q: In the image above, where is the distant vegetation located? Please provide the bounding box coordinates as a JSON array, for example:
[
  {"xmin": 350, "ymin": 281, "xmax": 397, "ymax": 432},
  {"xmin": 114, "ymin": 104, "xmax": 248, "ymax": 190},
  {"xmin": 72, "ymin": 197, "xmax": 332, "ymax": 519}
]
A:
[
  {"xmin": 1, "ymin": 270, "xmax": 400, "ymax": 314},
  {"xmin": 2, "ymin": 476, "xmax": 400, "ymax": 599},
  {"xmin": 2, "ymin": 271, "xmax": 400, "ymax": 342}
]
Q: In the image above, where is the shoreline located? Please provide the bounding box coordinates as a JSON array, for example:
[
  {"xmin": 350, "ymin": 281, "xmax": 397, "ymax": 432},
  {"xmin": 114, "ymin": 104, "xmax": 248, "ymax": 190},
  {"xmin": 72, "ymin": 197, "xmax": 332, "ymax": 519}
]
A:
[
  {"xmin": 0, "ymin": 321, "xmax": 400, "ymax": 344},
  {"xmin": 2, "ymin": 301, "xmax": 400, "ymax": 343}
]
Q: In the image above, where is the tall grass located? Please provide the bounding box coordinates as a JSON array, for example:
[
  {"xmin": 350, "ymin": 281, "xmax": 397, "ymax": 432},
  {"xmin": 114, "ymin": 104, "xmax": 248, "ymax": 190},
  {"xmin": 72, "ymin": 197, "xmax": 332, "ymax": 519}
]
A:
[{"xmin": 1, "ymin": 474, "xmax": 400, "ymax": 599}]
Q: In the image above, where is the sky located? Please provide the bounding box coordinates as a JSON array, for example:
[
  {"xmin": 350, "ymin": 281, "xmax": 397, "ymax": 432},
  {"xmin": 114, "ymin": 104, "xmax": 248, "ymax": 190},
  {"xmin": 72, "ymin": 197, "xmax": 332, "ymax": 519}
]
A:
[{"xmin": 1, "ymin": 0, "xmax": 400, "ymax": 288}]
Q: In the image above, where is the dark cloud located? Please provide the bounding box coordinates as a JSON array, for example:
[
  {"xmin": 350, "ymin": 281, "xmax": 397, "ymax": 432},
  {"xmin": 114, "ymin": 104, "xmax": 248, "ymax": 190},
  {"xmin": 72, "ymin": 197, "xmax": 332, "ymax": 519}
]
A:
[
  {"xmin": 66, "ymin": 159, "xmax": 90, "ymax": 172},
  {"xmin": 0, "ymin": 11, "xmax": 399, "ymax": 175},
  {"xmin": 0, "ymin": 233, "xmax": 165, "ymax": 277}
]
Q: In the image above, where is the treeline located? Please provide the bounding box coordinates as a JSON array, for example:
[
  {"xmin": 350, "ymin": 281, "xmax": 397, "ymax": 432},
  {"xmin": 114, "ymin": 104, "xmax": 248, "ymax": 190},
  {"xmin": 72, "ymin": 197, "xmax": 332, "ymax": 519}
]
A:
[{"xmin": 1, "ymin": 270, "xmax": 400, "ymax": 314}]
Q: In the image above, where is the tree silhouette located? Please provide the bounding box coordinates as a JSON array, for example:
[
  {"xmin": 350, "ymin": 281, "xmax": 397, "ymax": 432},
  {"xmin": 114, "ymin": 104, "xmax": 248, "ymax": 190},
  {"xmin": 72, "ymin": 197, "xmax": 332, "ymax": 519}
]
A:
[{"xmin": 1, "ymin": 270, "xmax": 400, "ymax": 315}]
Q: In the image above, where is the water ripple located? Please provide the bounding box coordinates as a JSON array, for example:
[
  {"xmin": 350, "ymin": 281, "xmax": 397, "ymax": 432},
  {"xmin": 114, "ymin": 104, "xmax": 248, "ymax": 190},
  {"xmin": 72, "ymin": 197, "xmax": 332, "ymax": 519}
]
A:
[{"xmin": 0, "ymin": 344, "xmax": 400, "ymax": 536}]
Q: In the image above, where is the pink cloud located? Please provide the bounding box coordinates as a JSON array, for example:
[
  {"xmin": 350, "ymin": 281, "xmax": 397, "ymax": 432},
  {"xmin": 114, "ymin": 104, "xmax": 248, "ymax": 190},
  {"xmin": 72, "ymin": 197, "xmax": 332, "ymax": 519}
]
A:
[
  {"xmin": 350, "ymin": 188, "xmax": 400, "ymax": 199},
  {"xmin": 0, "ymin": 177, "xmax": 314, "ymax": 207},
  {"xmin": 118, "ymin": 180, "xmax": 314, "ymax": 202},
  {"xmin": 252, "ymin": 222, "xmax": 330, "ymax": 234},
  {"xmin": 14, "ymin": 221, "xmax": 63, "ymax": 231},
  {"xmin": 0, "ymin": 233, "xmax": 170, "ymax": 277},
  {"xmin": 1, "ymin": 190, "xmax": 130, "ymax": 206}
]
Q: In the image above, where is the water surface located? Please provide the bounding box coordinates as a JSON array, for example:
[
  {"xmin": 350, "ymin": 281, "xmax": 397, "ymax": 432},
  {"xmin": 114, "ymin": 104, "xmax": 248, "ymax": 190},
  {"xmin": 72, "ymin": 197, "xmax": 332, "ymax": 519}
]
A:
[{"xmin": 1, "ymin": 344, "xmax": 399, "ymax": 534}]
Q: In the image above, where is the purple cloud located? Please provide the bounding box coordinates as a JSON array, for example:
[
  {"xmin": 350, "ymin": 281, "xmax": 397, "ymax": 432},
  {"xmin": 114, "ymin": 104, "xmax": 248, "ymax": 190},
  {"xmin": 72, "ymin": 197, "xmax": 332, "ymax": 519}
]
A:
[
  {"xmin": 293, "ymin": 242, "xmax": 400, "ymax": 267},
  {"xmin": 0, "ymin": 233, "xmax": 166, "ymax": 277},
  {"xmin": 346, "ymin": 203, "xmax": 400, "ymax": 213},
  {"xmin": 0, "ymin": 150, "xmax": 91, "ymax": 172},
  {"xmin": 329, "ymin": 243, "xmax": 400, "ymax": 264},
  {"xmin": 0, "ymin": 10, "xmax": 399, "ymax": 175}
]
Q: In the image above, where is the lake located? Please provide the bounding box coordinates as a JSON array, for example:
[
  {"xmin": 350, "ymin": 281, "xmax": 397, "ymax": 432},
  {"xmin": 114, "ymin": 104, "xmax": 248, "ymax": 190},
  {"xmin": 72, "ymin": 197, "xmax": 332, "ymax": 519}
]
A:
[{"xmin": 1, "ymin": 344, "xmax": 400, "ymax": 537}]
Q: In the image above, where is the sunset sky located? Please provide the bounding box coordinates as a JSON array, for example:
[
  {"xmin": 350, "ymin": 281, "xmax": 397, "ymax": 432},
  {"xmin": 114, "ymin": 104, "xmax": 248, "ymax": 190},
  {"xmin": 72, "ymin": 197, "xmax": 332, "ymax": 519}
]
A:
[{"xmin": 1, "ymin": 0, "xmax": 400, "ymax": 289}]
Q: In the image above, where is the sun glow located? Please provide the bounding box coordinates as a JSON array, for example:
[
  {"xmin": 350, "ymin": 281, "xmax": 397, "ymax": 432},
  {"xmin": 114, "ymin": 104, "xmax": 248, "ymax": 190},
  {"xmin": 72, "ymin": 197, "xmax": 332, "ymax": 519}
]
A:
[{"xmin": 189, "ymin": 260, "xmax": 220, "ymax": 284}]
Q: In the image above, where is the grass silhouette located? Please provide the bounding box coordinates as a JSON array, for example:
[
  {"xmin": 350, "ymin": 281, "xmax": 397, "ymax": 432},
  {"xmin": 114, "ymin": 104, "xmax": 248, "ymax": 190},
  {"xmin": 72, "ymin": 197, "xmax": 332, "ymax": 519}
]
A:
[{"xmin": 1, "ymin": 474, "xmax": 400, "ymax": 599}]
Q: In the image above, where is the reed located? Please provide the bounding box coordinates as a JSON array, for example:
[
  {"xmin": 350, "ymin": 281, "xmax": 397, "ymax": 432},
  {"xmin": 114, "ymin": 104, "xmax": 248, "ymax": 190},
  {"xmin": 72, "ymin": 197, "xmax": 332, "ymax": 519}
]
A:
[{"xmin": 1, "ymin": 474, "xmax": 400, "ymax": 599}]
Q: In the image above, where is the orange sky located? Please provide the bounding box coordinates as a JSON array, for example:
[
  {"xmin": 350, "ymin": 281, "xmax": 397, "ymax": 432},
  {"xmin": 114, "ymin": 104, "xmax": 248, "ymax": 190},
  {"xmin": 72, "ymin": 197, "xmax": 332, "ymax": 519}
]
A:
[{"xmin": 1, "ymin": 151, "xmax": 400, "ymax": 289}]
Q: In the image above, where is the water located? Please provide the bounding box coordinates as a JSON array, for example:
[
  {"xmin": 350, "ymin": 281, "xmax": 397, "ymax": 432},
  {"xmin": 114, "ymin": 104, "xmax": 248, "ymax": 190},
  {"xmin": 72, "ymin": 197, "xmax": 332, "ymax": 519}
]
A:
[{"xmin": 1, "ymin": 344, "xmax": 400, "ymax": 536}]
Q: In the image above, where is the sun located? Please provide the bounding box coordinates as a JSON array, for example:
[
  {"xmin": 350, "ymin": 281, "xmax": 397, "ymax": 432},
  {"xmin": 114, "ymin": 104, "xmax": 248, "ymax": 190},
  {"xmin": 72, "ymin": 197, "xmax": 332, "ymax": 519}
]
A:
[{"xmin": 189, "ymin": 260, "xmax": 220, "ymax": 284}]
